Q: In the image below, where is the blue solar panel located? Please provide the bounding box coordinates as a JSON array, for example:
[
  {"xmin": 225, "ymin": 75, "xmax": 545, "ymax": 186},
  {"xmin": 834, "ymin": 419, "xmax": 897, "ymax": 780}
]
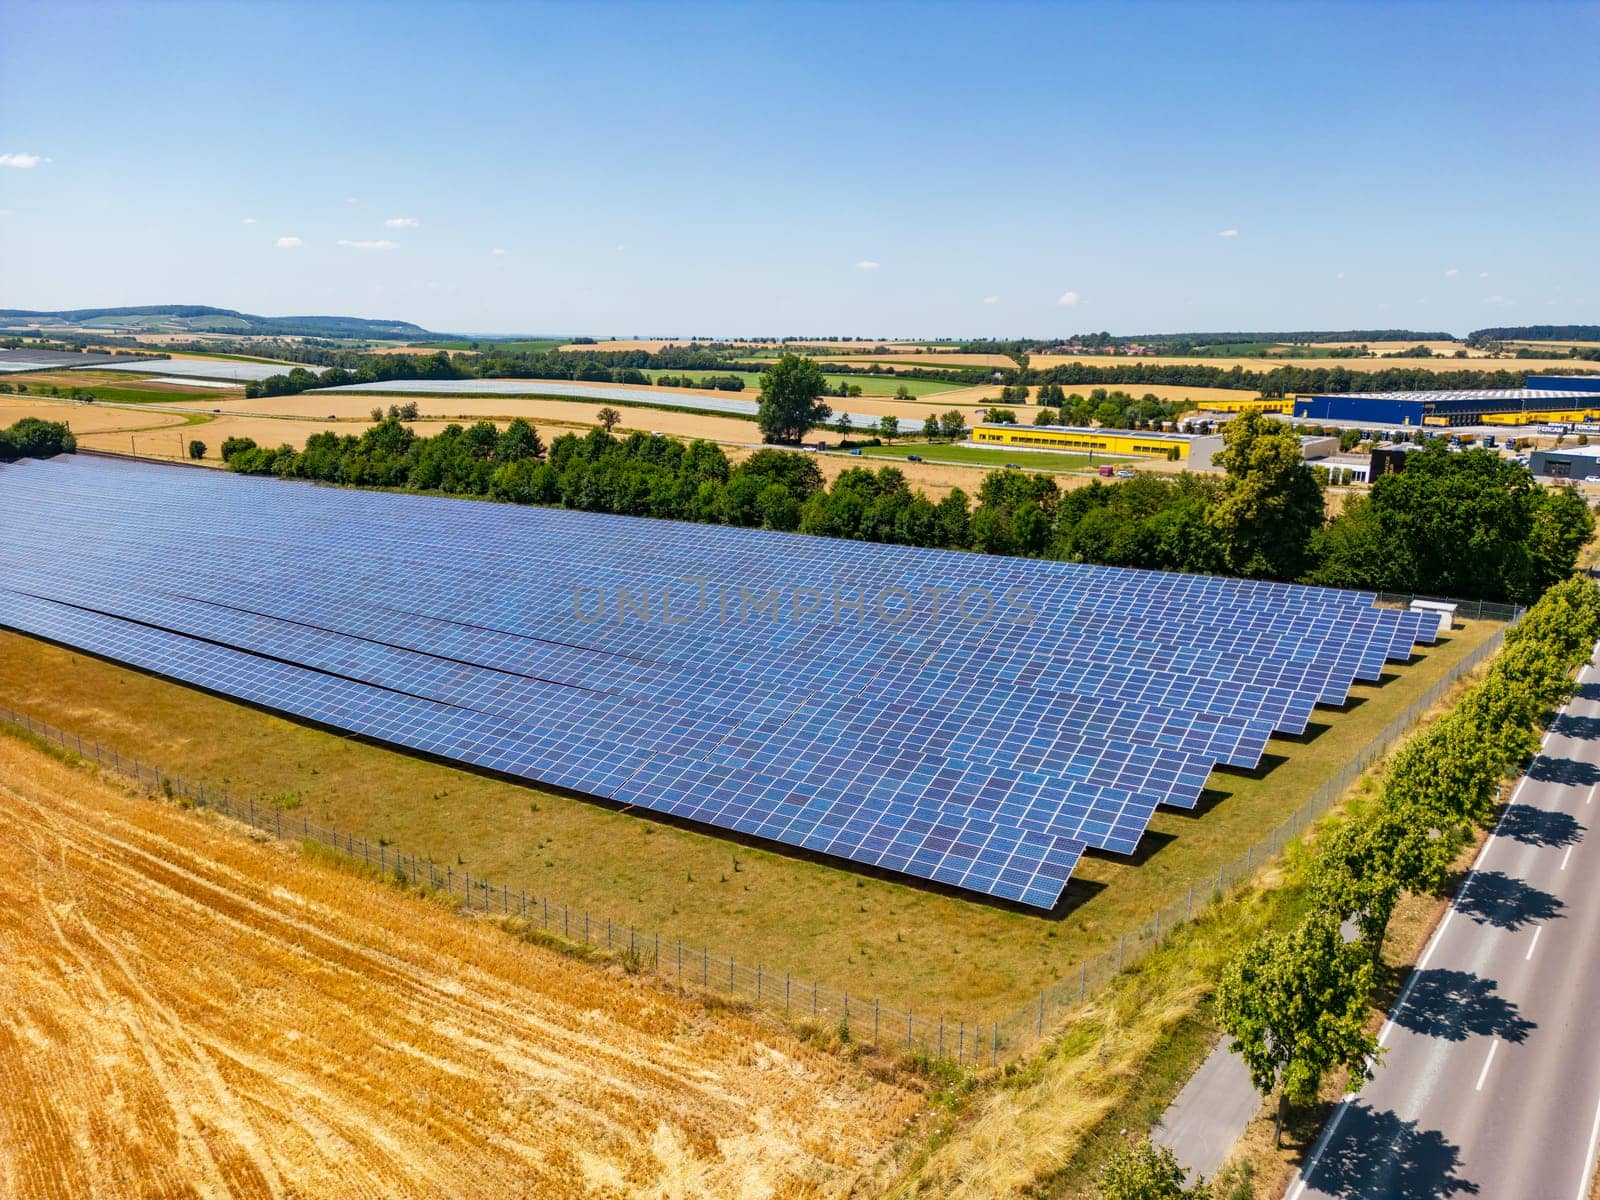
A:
[{"xmin": 0, "ymin": 455, "xmax": 1434, "ymax": 908}]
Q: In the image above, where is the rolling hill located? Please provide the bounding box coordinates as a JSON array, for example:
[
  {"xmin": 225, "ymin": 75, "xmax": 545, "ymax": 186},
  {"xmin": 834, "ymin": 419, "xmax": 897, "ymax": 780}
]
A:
[{"xmin": 0, "ymin": 305, "xmax": 435, "ymax": 340}]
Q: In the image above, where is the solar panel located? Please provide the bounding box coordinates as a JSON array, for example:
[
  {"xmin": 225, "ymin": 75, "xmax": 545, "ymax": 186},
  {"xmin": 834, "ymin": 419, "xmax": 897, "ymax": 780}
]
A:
[{"xmin": 0, "ymin": 455, "xmax": 1433, "ymax": 908}]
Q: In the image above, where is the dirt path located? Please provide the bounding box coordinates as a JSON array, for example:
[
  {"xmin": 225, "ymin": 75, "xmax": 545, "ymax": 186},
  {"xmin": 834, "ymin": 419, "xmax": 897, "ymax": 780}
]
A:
[{"xmin": 0, "ymin": 737, "xmax": 919, "ymax": 1200}]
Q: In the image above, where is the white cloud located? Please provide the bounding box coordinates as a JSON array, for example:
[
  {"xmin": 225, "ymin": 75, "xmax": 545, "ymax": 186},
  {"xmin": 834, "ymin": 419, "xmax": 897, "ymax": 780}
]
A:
[
  {"xmin": 1480, "ymin": 271, "xmax": 1490, "ymax": 279},
  {"xmin": 0, "ymin": 153, "xmax": 49, "ymax": 169},
  {"xmin": 854, "ymin": 259, "xmax": 880, "ymax": 270},
  {"xmin": 337, "ymin": 239, "xmax": 399, "ymax": 251},
  {"xmin": 241, "ymin": 217, "xmax": 257, "ymax": 225},
  {"xmin": 384, "ymin": 216, "xmax": 419, "ymax": 229},
  {"xmin": 274, "ymin": 235, "xmax": 303, "ymax": 249},
  {"xmin": 1483, "ymin": 295, "xmax": 1510, "ymax": 305},
  {"xmin": 982, "ymin": 295, "xmax": 1000, "ymax": 305},
  {"xmin": 616, "ymin": 243, "xmax": 625, "ymax": 253},
  {"xmin": 1057, "ymin": 290, "xmax": 1082, "ymax": 307},
  {"xmin": 346, "ymin": 196, "xmax": 358, "ymax": 204},
  {"xmin": 1335, "ymin": 272, "xmax": 1346, "ymax": 280},
  {"xmin": 1444, "ymin": 267, "xmax": 1459, "ymax": 277},
  {"xmin": 490, "ymin": 247, "xmax": 507, "ymax": 257},
  {"xmin": 1217, "ymin": 228, "xmax": 1240, "ymax": 238}
]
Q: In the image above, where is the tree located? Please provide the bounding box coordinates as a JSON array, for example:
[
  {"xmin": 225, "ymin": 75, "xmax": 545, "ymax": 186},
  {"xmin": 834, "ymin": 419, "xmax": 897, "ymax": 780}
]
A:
[
  {"xmin": 894, "ymin": 383, "xmax": 914, "ymax": 401},
  {"xmin": 834, "ymin": 412, "xmax": 855, "ymax": 441},
  {"xmin": 877, "ymin": 415, "xmax": 900, "ymax": 443},
  {"xmin": 922, "ymin": 415, "xmax": 941, "ymax": 441},
  {"xmin": 939, "ymin": 409, "xmax": 967, "ymax": 440},
  {"xmin": 596, "ymin": 406, "xmax": 622, "ymax": 433},
  {"xmin": 986, "ymin": 407, "xmax": 1017, "ymax": 424},
  {"xmin": 1205, "ymin": 409, "xmax": 1324, "ymax": 580},
  {"xmin": 1311, "ymin": 444, "xmax": 1593, "ymax": 603},
  {"xmin": 757, "ymin": 354, "xmax": 832, "ymax": 444},
  {"xmin": 1096, "ymin": 1138, "xmax": 1208, "ymax": 1200},
  {"xmin": 1308, "ymin": 817, "xmax": 1402, "ymax": 962},
  {"xmin": 1217, "ymin": 912, "xmax": 1379, "ymax": 1142},
  {"xmin": 497, "ymin": 417, "xmax": 546, "ymax": 462},
  {"xmin": 187, "ymin": 440, "xmax": 206, "ymax": 460}
]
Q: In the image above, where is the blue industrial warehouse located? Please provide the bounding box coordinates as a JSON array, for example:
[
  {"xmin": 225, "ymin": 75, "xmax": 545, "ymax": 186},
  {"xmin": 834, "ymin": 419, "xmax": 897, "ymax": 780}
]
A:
[{"xmin": 1292, "ymin": 376, "xmax": 1600, "ymax": 426}]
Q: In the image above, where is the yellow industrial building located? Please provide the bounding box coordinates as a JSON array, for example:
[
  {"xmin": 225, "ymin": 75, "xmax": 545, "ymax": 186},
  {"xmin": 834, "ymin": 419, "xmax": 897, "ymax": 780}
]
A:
[
  {"xmin": 1480, "ymin": 407, "xmax": 1600, "ymax": 426},
  {"xmin": 1194, "ymin": 396, "xmax": 1293, "ymax": 414},
  {"xmin": 971, "ymin": 425, "xmax": 1202, "ymax": 461}
]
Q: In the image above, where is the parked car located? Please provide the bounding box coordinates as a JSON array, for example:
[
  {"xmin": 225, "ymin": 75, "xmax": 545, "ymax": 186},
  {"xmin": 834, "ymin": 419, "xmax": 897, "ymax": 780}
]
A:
[
  {"xmin": 849, "ymin": 448, "xmax": 862, "ymax": 456},
  {"xmin": 1004, "ymin": 462, "xmax": 1021, "ymax": 470},
  {"xmin": 1116, "ymin": 468, "xmax": 1134, "ymax": 477},
  {"xmin": 1098, "ymin": 464, "xmax": 1114, "ymax": 477},
  {"xmin": 906, "ymin": 454, "xmax": 923, "ymax": 462}
]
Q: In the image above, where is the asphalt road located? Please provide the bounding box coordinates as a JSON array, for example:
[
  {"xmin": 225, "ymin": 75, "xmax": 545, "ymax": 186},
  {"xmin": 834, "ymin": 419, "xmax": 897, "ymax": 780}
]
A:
[{"xmin": 1287, "ymin": 652, "xmax": 1600, "ymax": 1200}]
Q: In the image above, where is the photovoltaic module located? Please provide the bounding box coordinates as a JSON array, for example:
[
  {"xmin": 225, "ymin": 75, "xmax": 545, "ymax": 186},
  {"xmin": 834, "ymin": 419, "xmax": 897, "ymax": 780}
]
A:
[{"xmin": 0, "ymin": 455, "xmax": 1431, "ymax": 909}]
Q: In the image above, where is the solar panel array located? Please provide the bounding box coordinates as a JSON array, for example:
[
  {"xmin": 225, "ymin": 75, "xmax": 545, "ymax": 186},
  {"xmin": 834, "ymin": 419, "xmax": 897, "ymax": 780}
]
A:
[{"xmin": 0, "ymin": 456, "xmax": 1433, "ymax": 909}]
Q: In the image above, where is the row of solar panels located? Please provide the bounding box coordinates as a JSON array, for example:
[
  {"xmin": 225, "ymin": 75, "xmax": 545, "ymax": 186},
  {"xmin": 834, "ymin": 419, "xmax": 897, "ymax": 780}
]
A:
[{"xmin": 0, "ymin": 456, "xmax": 1434, "ymax": 908}]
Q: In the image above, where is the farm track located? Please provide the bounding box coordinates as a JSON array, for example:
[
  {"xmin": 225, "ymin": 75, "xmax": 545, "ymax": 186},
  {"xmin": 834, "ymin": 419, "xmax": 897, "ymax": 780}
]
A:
[{"xmin": 0, "ymin": 738, "xmax": 919, "ymax": 1200}]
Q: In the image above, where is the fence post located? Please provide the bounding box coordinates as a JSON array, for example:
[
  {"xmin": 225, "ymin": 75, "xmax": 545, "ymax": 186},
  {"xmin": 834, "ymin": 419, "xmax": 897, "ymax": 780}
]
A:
[
  {"xmin": 1080, "ymin": 961, "xmax": 1087, "ymax": 1004},
  {"xmin": 1118, "ymin": 933, "xmax": 1125, "ymax": 972},
  {"xmin": 1037, "ymin": 991, "xmax": 1043, "ymax": 1036},
  {"xmin": 875, "ymin": 999, "xmax": 880, "ymax": 1048}
]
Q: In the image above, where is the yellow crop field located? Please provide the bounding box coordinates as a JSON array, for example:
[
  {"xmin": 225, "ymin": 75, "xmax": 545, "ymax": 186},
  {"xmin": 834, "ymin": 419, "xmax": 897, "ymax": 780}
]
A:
[{"xmin": 0, "ymin": 734, "xmax": 919, "ymax": 1200}]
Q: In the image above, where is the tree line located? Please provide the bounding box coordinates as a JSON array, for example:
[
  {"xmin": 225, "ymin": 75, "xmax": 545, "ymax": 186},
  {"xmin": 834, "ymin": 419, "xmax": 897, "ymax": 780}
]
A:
[
  {"xmin": 221, "ymin": 408, "xmax": 1593, "ymax": 606},
  {"xmin": 244, "ymin": 351, "xmax": 465, "ymax": 398},
  {"xmin": 0, "ymin": 417, "xmax": 75, "ymax": 461},
  {"xmin": 1216, "ymin": 575, "xmax": 1600, "ymax": 1142}
]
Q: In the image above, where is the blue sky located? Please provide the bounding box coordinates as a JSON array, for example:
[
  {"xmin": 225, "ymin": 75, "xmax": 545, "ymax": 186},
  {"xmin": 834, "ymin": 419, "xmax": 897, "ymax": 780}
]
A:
[{"xmin": 2, "ymin": 1, "xmax": 1596, "ymax": 337}]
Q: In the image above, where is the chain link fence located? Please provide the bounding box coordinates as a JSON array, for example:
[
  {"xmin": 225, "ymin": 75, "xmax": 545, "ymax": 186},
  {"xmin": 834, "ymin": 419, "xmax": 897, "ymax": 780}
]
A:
[{"xmin": 0, "ymin": 615, "xmax": 1509, "ymax": 1070}]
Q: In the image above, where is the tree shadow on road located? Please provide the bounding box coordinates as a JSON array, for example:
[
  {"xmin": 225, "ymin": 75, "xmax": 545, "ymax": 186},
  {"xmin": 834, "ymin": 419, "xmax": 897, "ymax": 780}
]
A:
[
  {"xmin": 1497, "ymin": 803, "xmax": 1584, "ymax": 849},
  {"xmin": 1457, "ymin": 869, "xmax": 1564, "ymax": 931},
  {"xmin": 1551, "ymin": 712, "xmax": 1600, "ymax": 741},
  {"xmin": 1392, "ymin": 967, "xmax": 1536, "ymax": 1043},
  {"xmin": 1306, "ymin": 1102, "xmax": 1479, "ymax": 1198},
  {"xmin": 1527, "ymin": 755, "xmax": 1600, "ymax": 787}
]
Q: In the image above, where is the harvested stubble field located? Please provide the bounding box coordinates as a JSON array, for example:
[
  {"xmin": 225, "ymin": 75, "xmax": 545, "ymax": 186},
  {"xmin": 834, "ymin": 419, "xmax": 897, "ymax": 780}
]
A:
[
  {"xmin": 0, "ymin": 733, "xmax": 919, "ymax": 1200},
  {"xmin": 0, "ymin": 398, "xmax": 193, "ymax": 437},
  {"xmin": 0, "ymin": 618, "xmax": 1497, "ymax": 1024},
  {"xmin": 1026, "ymin": 352, "xmax": 1590, "ymax": 375}
]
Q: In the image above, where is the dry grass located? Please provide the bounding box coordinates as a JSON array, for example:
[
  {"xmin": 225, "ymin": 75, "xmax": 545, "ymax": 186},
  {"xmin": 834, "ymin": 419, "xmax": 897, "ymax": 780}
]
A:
[
  {"xmin": 0, "ymin": 617, "xmax": 1497, "ymax": 1026},
  {"xmin": 0, "ymin": 733, "xmax": 920, "ymax": 1200}
]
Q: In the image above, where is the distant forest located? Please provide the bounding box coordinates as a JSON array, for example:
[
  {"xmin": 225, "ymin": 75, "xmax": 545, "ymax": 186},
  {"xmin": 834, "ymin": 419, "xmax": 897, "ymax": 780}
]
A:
[{"xmin": 1468, "ymin": 325, "xmax": 1600, "ymax": 344}]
